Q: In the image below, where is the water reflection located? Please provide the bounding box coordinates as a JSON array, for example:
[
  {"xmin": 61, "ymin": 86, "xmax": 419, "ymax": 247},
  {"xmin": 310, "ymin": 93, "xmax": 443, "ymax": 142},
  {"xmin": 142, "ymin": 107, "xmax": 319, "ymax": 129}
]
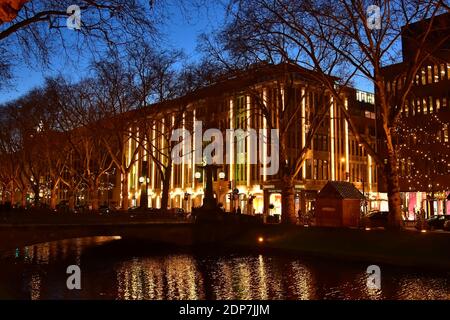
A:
[{"xmin": 0, "ymin": 236, "xmax": 449, "ymax": 300}]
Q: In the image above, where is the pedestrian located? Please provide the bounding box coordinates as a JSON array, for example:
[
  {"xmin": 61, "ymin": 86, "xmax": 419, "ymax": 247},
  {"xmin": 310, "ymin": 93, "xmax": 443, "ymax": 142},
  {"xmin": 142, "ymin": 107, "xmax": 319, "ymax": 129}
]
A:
[
  {"xmin": 297, "ymin": 209, "xmax": 302, "ymax": 224},
  {"xmin": 236, "ymin": 206, "xmax": 242, "ymax": 214}
]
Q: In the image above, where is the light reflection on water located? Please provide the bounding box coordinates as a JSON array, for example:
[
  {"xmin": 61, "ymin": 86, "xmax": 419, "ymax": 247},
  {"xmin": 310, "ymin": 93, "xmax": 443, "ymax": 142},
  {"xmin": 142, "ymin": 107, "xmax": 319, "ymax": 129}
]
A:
[{"xmin": 0, "ymin": 236, "xmax": 449, "ymax": 300}]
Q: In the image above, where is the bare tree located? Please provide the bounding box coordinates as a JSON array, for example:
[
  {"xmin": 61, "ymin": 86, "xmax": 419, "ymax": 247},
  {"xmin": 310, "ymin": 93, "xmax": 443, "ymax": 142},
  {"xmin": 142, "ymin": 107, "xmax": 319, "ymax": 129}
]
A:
[
  {"xmin": 212, "ymin": 0, "xmax": 449, "ymax": 227},
  {"xmin": 0, "ymin": 0, "xmax": 158, "ymax": 88}
]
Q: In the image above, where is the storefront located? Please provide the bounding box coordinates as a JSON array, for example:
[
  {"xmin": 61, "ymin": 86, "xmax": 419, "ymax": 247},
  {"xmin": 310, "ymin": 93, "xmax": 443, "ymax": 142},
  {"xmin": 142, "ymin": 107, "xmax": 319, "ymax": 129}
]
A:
[{"xmin": 402, "ymin": 191, "xmax": 450, "ymax": 219}]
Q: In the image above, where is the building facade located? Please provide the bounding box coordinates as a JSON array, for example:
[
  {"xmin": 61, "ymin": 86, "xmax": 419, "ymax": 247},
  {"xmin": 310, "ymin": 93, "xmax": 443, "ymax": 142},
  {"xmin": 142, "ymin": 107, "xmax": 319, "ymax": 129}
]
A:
[
  {"xmin": 113, "ymin": 63, "xmax": 379, "ymax": 217},
  {"xmin": 380, "ymin": 12, "xmax": 450, "ymax": 219}
]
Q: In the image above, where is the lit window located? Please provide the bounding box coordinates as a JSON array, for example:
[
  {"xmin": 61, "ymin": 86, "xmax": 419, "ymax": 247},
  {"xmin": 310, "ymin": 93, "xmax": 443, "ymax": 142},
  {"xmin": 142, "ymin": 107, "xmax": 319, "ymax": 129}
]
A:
[
  {"xmin": 444, "ymin": 124, "xmax": 449, "ymax": 143},
  {"xmin": 427, "ymin": 65, "xmax": 432, "ymax": 84},
  {"xmin": 434, "ymin": 65, "xmax": 439, "ymax": 83}
]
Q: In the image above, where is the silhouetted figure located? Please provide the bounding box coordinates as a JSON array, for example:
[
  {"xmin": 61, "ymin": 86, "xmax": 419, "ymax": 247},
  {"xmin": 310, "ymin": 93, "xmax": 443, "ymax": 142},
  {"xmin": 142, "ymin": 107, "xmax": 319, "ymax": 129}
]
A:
[
  {"xmin": 236, "ymin": 206, "xmax": 242, "ymax": 215},
  {"xmin": 297, "ymin": 209, "xmax": 302, "ymax": 224}
]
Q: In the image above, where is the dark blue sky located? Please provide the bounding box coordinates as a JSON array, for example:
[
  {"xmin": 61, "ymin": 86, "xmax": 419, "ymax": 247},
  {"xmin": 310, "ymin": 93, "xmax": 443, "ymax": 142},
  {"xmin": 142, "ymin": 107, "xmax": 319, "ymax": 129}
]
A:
[
  {"xmin": 0, "ymin": 3, "xmax": 226, "ymax": 104},
  {"xmin": 0, "ymin": 2, "xmax": 373, "ymax": 104}
]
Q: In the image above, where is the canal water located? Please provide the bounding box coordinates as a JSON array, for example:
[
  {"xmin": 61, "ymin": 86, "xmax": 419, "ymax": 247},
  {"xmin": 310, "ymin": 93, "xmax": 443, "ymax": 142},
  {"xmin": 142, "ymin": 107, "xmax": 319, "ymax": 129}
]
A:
[{"xmin": 0, "ymin": 236, "xmax": 449, "ymax": 300}]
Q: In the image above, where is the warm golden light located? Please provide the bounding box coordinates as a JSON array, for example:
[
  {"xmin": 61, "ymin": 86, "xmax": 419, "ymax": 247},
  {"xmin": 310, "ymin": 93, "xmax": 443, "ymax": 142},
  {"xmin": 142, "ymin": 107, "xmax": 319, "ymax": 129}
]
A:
[
  {"xmin": 340, "ymin": 157, "xmax": 346, "ymax": 163},
  {"xmin": 258, "ymin": 237, "xmax": 264, "ymax": 243}
]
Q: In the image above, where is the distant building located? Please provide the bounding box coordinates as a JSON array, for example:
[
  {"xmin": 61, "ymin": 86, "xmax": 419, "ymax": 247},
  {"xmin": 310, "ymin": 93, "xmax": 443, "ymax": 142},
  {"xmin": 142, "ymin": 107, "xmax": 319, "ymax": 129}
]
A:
[{"xmin": 380, "ymin": 12, "xmax": 450, "ymax": 218}]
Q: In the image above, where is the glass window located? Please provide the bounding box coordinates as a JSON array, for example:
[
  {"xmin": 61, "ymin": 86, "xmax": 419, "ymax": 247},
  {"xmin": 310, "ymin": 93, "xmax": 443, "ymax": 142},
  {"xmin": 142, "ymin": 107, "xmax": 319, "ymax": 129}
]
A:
[
  {"xmin": 434, "ymin": 65, "xmax": 439, "ymax": 83},
  {"xmin": 427, "ymin": 65, "xmax": 433, "ymax": 84},
  {"xmin": 444, "ymin": 124, "xmax": 449, "ymax": 143}
]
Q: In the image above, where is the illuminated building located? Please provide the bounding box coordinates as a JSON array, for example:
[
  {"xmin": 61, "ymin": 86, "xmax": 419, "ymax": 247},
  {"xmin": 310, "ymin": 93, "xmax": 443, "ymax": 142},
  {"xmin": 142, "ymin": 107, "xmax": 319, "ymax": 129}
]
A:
[
  {"xmin": 380, "ymin": 12, "xmax": 450, "ymax": 218},
  {"xmin": 118, "ymin": 63, "xmax": 378, "ymax": 216}
]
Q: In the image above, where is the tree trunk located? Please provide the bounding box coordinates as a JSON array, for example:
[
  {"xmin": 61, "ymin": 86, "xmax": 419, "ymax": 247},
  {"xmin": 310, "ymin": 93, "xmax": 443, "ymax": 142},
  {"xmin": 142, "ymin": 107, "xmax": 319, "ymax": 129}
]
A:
[
  {"xmin": 33, "ymin": 185, "xmax": 40, "ymax": 205},
  {"xmin": 68, "ymin": 189, "xmax": 75, "ymax": 211},
  {"xmin": 90, "ymin": 183, "xmax": 99, "ymax": 211},
  {"xmin": 121, "ymin": 173, "xmax": 129, "ymax": 210},
  {"xmin": 160, "ymin": 169, "xmax": 171, "ymax": 210},
  {"xmin": 21, "ymin": 191, "xmax": 26, "ymax": 207},
  {"xmin": 50, "ymin": 188, "xmax": 58, "ymax": 210},
  {"xmin": 385, "ymin": 139, "xmax": 402, "ymax": 228},
  {"xmin": 9, "ymin": 181, "xmax": 14, "ymax": 206},
  {"xmin": 281, "ymin": 178, "xmax": 297, "ymax": 224}
]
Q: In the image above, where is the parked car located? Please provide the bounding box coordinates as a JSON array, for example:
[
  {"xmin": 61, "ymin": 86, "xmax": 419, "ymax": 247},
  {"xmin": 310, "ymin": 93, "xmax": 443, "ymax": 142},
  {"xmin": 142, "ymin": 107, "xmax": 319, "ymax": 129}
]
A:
[
  {"xmin": 426, "ymin": 215, "xmax": 450, "ymax": 230},
  {"xmin": 365, "ymin": 210, "xmax": 389, "ymax": 228}
]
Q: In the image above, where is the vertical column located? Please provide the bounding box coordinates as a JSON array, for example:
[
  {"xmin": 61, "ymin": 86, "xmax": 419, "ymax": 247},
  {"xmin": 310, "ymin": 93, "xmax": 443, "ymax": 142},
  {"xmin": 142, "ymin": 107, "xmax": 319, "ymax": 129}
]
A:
[
  {"xmin": 192, "ymin": 110, "xmax": 196, "ymax": 190},
  {"xmin": 128, "ymin": 127, "xmax": 132, "ymax": 197},
  {"xmin": 161, "ymin": 118, "xmax": 165, "ymax": 191},
  {"xmin": 171, "ymin": 115, "xmax": 175, "ymax": 188},
  {"xmin": 229, "ymin": 99, "xmax": 234, "ymax": 182},
  {"xmin": 330, "ymin": 97, "xmax": 336, "ymax": 180},
  {"xmin": 182, "ymin": 112, "xmax": 185, "ymax": 189},
  {"xmin": 262, "ymin": 89, "xmax": 268, "ymax": 182},
  {"xmin": 301, "ymin": 88, "xmax": 306, "ymax": 178},
  {"xmin": 135, "ymin": 128, "xmax": 139, "ymax": 195},
  {"xmin": 344, "ymin": 98, "xmax": 349, "ymax": 179},
  {"xmin": 151, "ymin": 123, "xmax": 156, "ymax": 190},
  {"xmin": 247, "ymin": 95, "xmax": 251, "ymax": 187}
]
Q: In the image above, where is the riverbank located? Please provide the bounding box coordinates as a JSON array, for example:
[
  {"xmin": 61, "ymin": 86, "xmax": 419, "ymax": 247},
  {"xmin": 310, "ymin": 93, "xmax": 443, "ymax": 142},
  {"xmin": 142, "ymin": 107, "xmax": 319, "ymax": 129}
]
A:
[
  {"xmin": 227, "ymin": 225, "xmax": 450, "ymax": 271},
  {"xmin": 1, "ymin": 220, "xmax": 449, "ymax": 271}
]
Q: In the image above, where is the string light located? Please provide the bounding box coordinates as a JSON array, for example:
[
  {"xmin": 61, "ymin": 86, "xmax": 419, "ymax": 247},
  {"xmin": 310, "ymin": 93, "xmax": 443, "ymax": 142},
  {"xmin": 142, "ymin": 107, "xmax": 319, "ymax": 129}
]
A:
[{"xmin": 393, "ymin": 111, "xmax": 450, "ymax": 192}]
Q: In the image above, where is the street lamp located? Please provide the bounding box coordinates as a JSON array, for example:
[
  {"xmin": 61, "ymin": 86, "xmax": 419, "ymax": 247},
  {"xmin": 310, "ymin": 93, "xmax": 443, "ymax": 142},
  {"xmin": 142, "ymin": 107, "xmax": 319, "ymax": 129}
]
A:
[{"xmin": 218, "ymin": 172, "xmax": 226, "ymax": 180}]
